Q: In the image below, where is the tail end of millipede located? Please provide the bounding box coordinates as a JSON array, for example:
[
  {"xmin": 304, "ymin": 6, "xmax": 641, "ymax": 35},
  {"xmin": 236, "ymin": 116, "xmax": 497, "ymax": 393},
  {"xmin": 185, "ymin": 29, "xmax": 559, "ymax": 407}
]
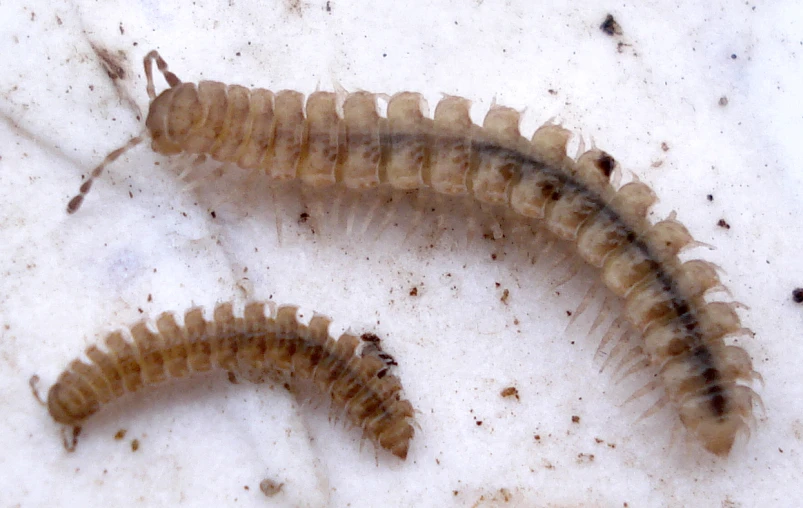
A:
[{"xmin": 66, "ymin": 135, "xmax": 144, "ymax": 214}]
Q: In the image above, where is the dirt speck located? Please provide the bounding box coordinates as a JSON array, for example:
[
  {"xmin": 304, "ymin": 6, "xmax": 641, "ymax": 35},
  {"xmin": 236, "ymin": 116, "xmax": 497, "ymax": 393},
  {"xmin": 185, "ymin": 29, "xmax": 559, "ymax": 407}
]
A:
[
  {"xmin": 259, "ymin": 479, "xmax": 284, "ymax": 497},
  {"xmin": 500, "ymin": 386, "xmax": 519, "ymax": 400},
  {"xmin": 600, "ymin": 14, "xmax": 623, "ymax": 36}
]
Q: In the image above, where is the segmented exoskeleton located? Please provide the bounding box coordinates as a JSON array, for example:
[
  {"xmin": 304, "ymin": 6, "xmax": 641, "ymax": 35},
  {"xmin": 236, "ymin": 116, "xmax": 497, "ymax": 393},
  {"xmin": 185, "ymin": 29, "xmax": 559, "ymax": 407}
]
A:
[
  {"xmin": 47, "ymin": 301, "xmax": 415, "ymax": 459},
  {"xmin": 66, "ymin": 50, "xmax": 761, "ymax": 456}
]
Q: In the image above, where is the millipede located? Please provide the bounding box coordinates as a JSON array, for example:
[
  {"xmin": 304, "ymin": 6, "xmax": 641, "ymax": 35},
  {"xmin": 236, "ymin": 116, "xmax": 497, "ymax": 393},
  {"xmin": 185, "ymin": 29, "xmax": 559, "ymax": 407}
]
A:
[
  {"xmin": 45, "ymin": 300, "xmax": 415, "ymax": 460},
  {"xmin": 65, "ymin": 50, "xmax": 762, "ymax": 456}
]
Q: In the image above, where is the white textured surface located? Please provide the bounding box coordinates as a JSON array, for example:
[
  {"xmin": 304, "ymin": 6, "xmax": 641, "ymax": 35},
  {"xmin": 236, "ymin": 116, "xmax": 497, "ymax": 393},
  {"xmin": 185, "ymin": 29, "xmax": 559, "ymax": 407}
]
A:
[{"xmin": 1, "ymin": 1, "xmax": 802, "ymax": 506}]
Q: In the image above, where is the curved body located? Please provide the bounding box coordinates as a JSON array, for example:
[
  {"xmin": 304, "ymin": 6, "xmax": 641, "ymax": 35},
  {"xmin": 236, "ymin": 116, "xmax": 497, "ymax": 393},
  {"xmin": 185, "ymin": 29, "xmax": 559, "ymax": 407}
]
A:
[{"xmin": 47, "ymin": 301, "xmax": 415, "ymax": 459}]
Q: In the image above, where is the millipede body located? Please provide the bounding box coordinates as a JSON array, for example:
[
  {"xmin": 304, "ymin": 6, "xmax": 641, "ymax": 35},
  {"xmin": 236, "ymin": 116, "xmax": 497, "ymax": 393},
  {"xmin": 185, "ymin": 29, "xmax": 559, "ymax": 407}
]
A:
[
  {"xmin": 47, "ymin": 301, "xmax": 415, "ymax": 459},
  {"xmin": 66, "ymin": 50, "xmax": 761, "ymax": 456}
]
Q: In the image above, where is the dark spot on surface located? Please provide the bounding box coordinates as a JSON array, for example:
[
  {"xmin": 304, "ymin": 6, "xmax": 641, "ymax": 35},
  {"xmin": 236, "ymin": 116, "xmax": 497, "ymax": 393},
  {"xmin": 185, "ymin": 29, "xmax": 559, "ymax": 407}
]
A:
[
  {"xmin": 210, "ymin": 210, "xmax": 217, "ymax": 219},
  {"xmin": 661, "ymin": 142, "xmax": 669, "ymax": 152},
  {"xmin": 227, "ymin": 371, "xmax": 239, "ymax": 384},
  {"xmin": 90, "ymin": 44, "xmax": 127, "ymax": 81},
  {"xmin": 114, "ymin": 429, "xmax": 126, "ymax": 440},
  {"xmin": 131, "ymin": 439, "xmax": 140, "ymax": 452},
  {"xmin": 325, "ymin": 1, "xmax": 331, "ymax": 12},
  {"xmin": 500, "ymin": 386, "xmax": 519, "ymax": 400},
  {"xmin": 119, "ymin": 22, "xmax": 124, "ymax": 35},
  {"xmin": 572, "ymin": 415, "xmax": 580, "ymax": 424},
  {"xmin": 600, "ymin": 14, "xmax": 623, "ymax": 36},
  {"xmin": 731, "ymin": 54, "xmax": 737, "ymax": 59},
  {"xmin": 626, "ymin": 231, "xmax": 636, "ymax": 242},
  {"xmin": 702, "ymin": 368, "xmax": 719, "ymax": 383},
  {"xmin": 500, "ymin": 288, "xmax": 510, "ymax": 305},
  {"xmin": 298, "ymin": 212, "xmax": 309, "ymax": 223},
  {"xmin": 548, "ymin": 89, "xmax": 558, "ymax": 95},
  {"xmin": 792, "ymin": 288, "xmax": 803, "ymax": 303},
  {"xmin": 409, "ymin": 286, "xmax": 418, "ymax": 296},
  {"xmin": 551, "ymin": 191, "xmax": 562, "ymax": 200},
  {"xmin": 707, "ymin": 194, "xmax": 714, "ymax": 201},
  {"xmin": 717, "ymin": 218, "xmax": 730, "ymax": 229},
  {"xmin": 259, "ymin": 479, "xmax": 284, "ymax": 497},
  {"xmin": 693, "ymin": 345, "xmax": 713, "ymax": 363},
  {"xmin": 476, "ymin": 420, "xmax": 483, "ymax": 426},
  {"xmin": 719, "ymin": 96, "xmax": 729, "ymax": 106},
  {"xmin": 361, "ymin": 333, "xmax": 380, "ymax": 343},
  {"xmin": 595, "ymin": 153, "xmax": 615, "ymax": 177},
  {"xmin": 706, "ymin": 387, "xmax": 727, "ymax": 415}
]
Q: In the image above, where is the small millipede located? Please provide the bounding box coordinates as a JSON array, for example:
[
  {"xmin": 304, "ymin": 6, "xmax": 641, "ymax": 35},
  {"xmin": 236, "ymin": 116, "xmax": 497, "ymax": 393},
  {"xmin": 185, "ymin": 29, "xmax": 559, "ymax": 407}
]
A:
[
  {"xmin": 46, "ymin": 301, "xmax": 415, "ymax": 460},
  {"xmin": 67, "ymin": 50, "xmax": 762, "ymax": 456}
]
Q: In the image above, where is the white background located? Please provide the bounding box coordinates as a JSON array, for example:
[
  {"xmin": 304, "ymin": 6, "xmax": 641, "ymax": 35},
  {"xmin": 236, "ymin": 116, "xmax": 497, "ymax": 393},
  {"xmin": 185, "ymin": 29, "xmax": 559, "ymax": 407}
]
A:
[{"xmin": 1, "ymin": 0, "xmax": 801, "ymax": 506}]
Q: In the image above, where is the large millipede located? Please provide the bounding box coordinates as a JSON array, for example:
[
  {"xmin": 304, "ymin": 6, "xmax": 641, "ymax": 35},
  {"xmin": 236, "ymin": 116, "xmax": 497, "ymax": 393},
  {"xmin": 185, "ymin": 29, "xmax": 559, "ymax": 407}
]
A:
[
  {"xmin": 66, "ymin": 50, "xmax": 762, "ymax": 456},
  {"xmin": 46, "ymin": 301, "xmax": 415, "ymax": 460}
]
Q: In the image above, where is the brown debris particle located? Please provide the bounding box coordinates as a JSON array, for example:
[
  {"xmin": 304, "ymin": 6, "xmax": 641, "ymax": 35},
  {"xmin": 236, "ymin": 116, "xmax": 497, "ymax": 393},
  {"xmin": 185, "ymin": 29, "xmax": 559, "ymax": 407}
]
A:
[
  {"xmin": 131, "ymin": 439, "xmax": 140, "ymax": 452},
  {"xmin": 500, "ymin": 288, "xmax": 510, "ymax": 305},
  {"xmin": 600, "ymin": 14, "xmax": 623, "ymax": 36},
  {"xmin": 500, "ymin": 386, "xmax": 520, "ymax": 400},
  {"xmin": 571, "ymin": 415, "xmax": 581, "ymax": 424},
  {"xmin": 792, "ymin": 288, "xmax": 803, "ymax": 303},
  {"xmin": 577, "ymin": 452, "xmax": 595, "ymax": 463},
  {"xmin": 661, "ymin": 142, "xmax": 670, "ymax": 152},
  {"xmin": 409, "ymin": 286, "xmax": 418, "ymax": 297},
  {"xmin": 259, "ymin": 478, "xmax": 284, "ymax": 497},
  {"xmin": 90, "ymin": 44, "xmax": 126, "ymax": 81},
  {"xmin": 717, "ymin": 219, "xmax": 731, "ymax": 230},
  {"xmin": 114, "ymin": 429, "xmax": 127, "ymax": 440}
]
